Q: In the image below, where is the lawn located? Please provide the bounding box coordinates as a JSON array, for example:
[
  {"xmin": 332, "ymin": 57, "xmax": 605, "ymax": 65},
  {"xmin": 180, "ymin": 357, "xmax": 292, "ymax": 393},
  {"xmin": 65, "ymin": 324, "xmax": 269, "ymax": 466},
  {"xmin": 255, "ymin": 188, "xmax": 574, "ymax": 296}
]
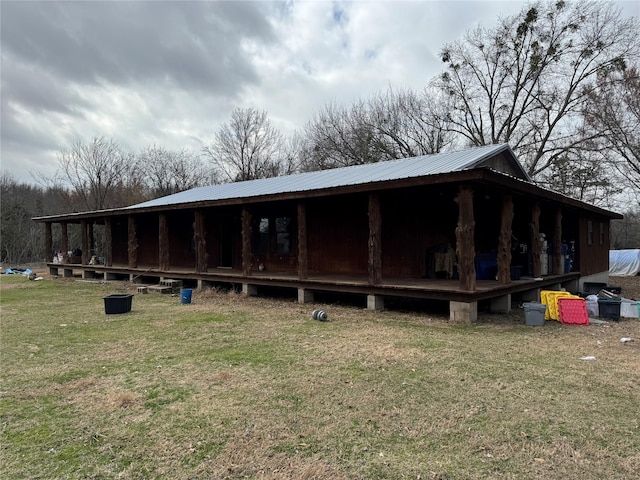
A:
[{"xmin": 1, "ymin": 274, "xmax": 639, "ymax": 479}]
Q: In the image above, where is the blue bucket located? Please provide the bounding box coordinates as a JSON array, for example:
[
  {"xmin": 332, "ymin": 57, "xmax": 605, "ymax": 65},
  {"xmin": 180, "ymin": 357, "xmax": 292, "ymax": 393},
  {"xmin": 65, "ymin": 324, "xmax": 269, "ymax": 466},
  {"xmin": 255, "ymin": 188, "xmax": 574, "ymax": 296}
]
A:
[{"xmin": 180, "ymin": 288, "xmax": 193, "ymax": 304}]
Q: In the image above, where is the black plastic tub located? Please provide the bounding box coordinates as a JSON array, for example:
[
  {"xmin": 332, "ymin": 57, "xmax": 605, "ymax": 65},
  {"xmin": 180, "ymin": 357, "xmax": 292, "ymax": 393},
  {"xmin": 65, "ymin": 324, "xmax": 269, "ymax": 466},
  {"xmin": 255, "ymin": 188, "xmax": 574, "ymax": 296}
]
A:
[
  {"xmin": 598, "ymin": 297, "xmax": 621, "ymax": 321},
  {"xmin": 104, "ymin": 294, "xmax": 133, "ymax": 314}
]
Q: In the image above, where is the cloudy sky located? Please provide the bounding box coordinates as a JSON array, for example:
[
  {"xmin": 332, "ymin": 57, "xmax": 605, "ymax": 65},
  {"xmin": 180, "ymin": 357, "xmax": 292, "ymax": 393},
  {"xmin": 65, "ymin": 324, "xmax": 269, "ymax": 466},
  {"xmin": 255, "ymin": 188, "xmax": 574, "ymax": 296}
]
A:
[{"xmin": 2, "ymin": 1, "xmax": 638, "ymax": 184}]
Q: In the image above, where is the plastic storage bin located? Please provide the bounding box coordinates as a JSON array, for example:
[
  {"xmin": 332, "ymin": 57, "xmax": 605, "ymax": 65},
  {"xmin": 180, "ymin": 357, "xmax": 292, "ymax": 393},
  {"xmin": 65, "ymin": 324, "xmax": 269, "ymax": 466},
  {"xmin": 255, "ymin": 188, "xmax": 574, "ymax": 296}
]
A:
[
  {"xmin": 598, "ymin": 297, "xmax": 621, "ymax": 321},
  {"xmin": 104, "ymin": 294, "xmax": 133, "ymax": 314},
  {"xmin": 585, "ymin": 296, "xmax": 599, "ymax": 317},
  {"xmin": 523, "ymin": 302, "xmax": 547, "ymax": 326},
  {"xmin": 620, "ymin": 300, "xmax": 639, "ymax": 318},
  {"xmin": 557, "ymin": 298, "xmax": 589, "ymax": 325}
]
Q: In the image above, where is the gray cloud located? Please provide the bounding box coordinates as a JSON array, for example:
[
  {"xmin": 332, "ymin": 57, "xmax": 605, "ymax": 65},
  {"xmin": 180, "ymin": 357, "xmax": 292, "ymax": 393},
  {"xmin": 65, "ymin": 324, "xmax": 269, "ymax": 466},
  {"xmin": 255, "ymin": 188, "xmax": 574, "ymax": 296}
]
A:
[
  {"xmin": 1, "ymin": 1, "xmax": 273, "ymax": 92},
  {"xmin": 2, "ymin": 1, "xmax": 636, "ymax": 185}
]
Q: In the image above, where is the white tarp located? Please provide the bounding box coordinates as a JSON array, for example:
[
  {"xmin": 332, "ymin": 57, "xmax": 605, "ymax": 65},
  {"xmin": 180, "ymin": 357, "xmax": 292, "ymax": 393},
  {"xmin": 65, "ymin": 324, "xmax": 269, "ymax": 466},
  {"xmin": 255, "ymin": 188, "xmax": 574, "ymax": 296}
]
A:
[{"xmin": 609, "ymin": 249, "xmax": 640, "ymax": 276}]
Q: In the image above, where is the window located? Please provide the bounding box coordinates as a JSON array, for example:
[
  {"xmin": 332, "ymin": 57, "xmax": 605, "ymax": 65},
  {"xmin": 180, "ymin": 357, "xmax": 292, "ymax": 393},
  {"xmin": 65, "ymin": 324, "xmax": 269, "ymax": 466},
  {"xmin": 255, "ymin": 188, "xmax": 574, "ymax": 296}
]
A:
[
  {"xmin": 252, "ymin": 218, "xmax": 270, "ymax": 255},
  {"xmin": 587, "ymin": 220, "xmax": 593, "ymax": 246},
  {"xmin": 599, "ymin": 222, "xmax": 605, "ymax": 245},
  {"xmin": 276, "ymin": 217, "xmax": 291, "ymax": 254}
]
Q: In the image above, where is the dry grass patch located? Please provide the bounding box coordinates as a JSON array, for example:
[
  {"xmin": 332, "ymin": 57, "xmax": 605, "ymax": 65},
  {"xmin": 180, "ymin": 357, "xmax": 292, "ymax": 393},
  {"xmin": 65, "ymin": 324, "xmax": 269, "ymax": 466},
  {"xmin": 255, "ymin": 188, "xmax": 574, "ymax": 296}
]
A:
[{"xmin": 1, "ymin": 274, "xmax": 639, "ymax": 479}]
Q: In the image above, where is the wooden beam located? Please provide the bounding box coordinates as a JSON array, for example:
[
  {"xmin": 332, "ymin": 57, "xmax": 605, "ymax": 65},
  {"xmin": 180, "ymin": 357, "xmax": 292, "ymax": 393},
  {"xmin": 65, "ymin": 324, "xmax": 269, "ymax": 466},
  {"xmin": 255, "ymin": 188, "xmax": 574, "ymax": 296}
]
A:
[
  {"xmin": 88, "ymin": 223, "xmax": 94, "ymax": 256},
  {"xmin": 61, "ymin": 222, "xmax": 69, "ymax": 264},
  {"xmin": 553, "ymin": 208, "xmax": 563, "ymax": 274},
  {"xmin": 297, "ymin": 200, "xmax": 308, "ymax": 280},
  {"xmin": 45, "ymin": 223, "xmax": 53, "ymax": 263},
  {"xmin": 529, "ymin": 203, "xmax": 542, "ymax": 278},
  {"xmin": 496, "ymin": 194, "xmax": 514, "ymax": 284},
  {"xmin": 368, "ymin": 193, "xmax": 382, "ymax": 285},
  {"xmin": 104, "ymin": 218, "xmax": 113, "ymax": 266},
  {"xmin": 241, "ymin": 207, "xmax": 252, "ymax": 276},
  {"xmin": 128, "ymin": 215, "xmax": 138, "ymax": 269},
  {"xmin": 159, "ymin": 213, "xmax": 169, "ymax": 270},
  {"xmin": 455, "ymin": 186, "xmax": 476, "ymax": 291},
  {"xmin": 194, "ymin": 210, "xmax": 208, "ymax": 272},
  {"xmin": 81, "ymin": 220, "xmax": 89, "ymax": 265}
]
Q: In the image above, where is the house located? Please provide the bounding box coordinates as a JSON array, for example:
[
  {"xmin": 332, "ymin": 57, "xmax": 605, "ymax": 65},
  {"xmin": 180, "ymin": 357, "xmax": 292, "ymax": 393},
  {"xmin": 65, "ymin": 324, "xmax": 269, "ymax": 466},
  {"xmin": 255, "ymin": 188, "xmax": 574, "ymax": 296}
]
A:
[{"xmin": 34, "ymin": 144, "xmax": 621, "ymax": 322}]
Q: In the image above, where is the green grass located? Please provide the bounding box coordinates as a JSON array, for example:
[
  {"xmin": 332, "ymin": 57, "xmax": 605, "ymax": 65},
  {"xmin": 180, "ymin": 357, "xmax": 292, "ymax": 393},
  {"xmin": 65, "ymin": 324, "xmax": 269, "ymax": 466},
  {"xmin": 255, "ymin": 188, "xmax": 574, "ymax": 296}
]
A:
[{"xmin": 1, "ymin": 274, "xmax": 639, "ymax": 479}]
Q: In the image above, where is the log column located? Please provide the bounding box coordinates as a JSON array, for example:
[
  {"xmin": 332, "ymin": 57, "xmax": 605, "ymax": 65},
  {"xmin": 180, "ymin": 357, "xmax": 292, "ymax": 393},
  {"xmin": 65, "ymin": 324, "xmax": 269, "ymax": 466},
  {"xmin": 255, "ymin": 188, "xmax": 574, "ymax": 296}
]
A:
[
  {"xmin": 88, "ymin": 223, "xmax": 94, "ymax": 256},
  {"xmin": 159, "ymin": 213, "xmax": 169, "ymax": 270},
  {"xmin": 496, "ymin": 194, "xmax": 514, "ymax": 284},
  {"xmin": 553, "ymin": 208, "xmax": 563, "ymax": 275},
  {"xmin": 81, "ymin": 220, "xmax": 89, "ymax": 265},
  {"xmin": 128, "ymin": 215, "xmax": 138, "ymax": 269},
  {"xmin": 241, "ymin": 207, "xmax": 252, "ymax": 276},
  {"xmin": 45, "ymin": 223, "xmax": 53, "ymax": 263},
  {"xmin": 368, "ymin": 193, "xmax": 382, "ymax": 285},
  {"xmin": 529, "ymin": 203, "xmax": 542, "ymax": 278},
  {"xmin": 104, "ymin": 218, "xmax": 113, "ymax": 267},
  {"xmin": 61, "ymin": 222, "xmax": 69, "ymax": 264},
  {"xmin": 455, "ymin": 186, "xmax": 476, "ymax": 291},
  {"xmin": 194, "ymin": 210, "xmax": 208, "ymax": 272},
  {"xmin": 297, "ymin": 200, "xmax": 308, "ymax": 280}
]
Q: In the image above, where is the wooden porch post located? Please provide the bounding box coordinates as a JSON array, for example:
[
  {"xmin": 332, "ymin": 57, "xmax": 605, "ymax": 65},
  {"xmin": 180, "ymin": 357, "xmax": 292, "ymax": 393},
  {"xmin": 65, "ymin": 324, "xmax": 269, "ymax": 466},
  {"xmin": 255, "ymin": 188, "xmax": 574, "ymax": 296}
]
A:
[
  {"xmin": 241, "ymin": 207, "xmax": 252, "ymax": 276},
  {"xmin": 61, "ymin": 222, "xmax": 69, "ymax": 264},
  {"xmin": 194, "ymin": 210, "xmax": 208, "ymax": 272},
  {"xmin": 45, "ymin": 223, "xmax": 53, "ymax": 263},
  {"xmin": 88, "ymin": 223, "xmax": 94, "ymax": 256},
  {"xmin": 553, "ymin": 208, "xmax": 563, "ymax": 274},
  {"xmin": 455, "ymin": 186, "xmax": 476, "ymax": 291},
  {"xmin": 159, "ymin": 213, "xmax": 169, "ymax": 270},
  {"xmin": 81, "ymin": 220, "xmax": 89, "ymax": 265},
  {"xmin": 297, "ymin": 200, "xmax": 308, "ymax": 280},
  {"xmin": 529, "ymin": 203, "xmax": 542, "ymax": 278},
  {"xmin": 496, "ymin": 194, "xmax": 514, "ymax": 284},
  {"xmin": 128, "ymin": 215, "xmax": 138, "ymax": 269},
  {"xmin": 104, "ymin": 218, "xmax": 113, "ymax": 267},
  {"xmin": 368, "ymin": 193, "xmax": 382, "ymax": 285}
]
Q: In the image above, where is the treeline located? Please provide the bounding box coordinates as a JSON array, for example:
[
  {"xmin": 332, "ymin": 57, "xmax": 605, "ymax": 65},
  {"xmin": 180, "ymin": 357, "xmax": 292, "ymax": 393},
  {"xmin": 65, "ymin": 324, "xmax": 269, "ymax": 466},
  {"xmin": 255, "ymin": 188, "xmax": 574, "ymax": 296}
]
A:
[{"xmin": 2, "ymin": 0, "xmax": 640, "ymax": 264}]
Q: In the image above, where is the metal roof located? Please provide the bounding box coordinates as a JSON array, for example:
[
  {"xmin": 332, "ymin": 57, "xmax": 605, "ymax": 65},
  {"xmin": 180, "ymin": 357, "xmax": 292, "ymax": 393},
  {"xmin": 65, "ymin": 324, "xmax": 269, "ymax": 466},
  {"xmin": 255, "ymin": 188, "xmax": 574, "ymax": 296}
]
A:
[{"xmin": 129, "ymin": 143, "xmax": 521, "ymax": 210}]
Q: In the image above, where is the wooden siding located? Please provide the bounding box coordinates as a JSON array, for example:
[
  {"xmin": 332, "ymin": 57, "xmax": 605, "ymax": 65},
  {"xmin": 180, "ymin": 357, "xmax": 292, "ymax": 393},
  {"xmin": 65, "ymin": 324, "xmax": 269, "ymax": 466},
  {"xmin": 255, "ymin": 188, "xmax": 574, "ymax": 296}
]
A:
[
  {"xmin": 307, "ymin": 194, "xmax": 368, "ymax": 276},
  {"xmin": 577, "ymin": 214, "xmax": 610, "ymax": 275}
]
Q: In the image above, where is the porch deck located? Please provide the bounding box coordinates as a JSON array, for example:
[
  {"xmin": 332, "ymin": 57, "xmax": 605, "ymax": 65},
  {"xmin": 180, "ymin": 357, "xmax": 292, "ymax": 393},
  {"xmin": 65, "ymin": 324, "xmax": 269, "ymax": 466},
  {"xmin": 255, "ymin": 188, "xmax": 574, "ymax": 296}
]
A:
[{"xmin": 48, "ymin": 262, "xmax": 580, "ymax": 305}]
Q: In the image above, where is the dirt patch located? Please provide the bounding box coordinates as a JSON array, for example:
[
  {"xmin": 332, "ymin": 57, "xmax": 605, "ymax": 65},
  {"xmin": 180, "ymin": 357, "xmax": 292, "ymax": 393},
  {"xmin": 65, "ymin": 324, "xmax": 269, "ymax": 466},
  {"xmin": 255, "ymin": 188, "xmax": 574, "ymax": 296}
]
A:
[{"xmin": 609, "ymin": 275, "xmax": 640, "ymax": 300}]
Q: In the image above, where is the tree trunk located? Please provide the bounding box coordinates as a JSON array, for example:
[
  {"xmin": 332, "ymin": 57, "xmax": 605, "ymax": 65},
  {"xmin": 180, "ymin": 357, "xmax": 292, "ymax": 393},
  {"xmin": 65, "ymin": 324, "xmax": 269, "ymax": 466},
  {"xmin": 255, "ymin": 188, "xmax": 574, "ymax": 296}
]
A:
[
  {"xmin": 368, "ymin": 193, "xmax": 382, "ymax": 285},
  {"xmin": 61, "ymin": 222, "xmax": 69, "ymax": 264},
  {"xmin": 45, "ymin": 223, "xmax": 52, "ymax": 263},
  {"xmin": 496, "ymin": 195, "xmax": 514, "ymax": 284},
  {"xmin": 553, "ymin": 208, "xmax": 563, "ymax": 274},
  {"xmin": 88, "ymin": 223, "xmax": 94, "ymax": 257},
  {"xmin": 241, "ymin": 207, "xmax": 252, "ymax": 276},
  {"xmin": 128, "ymin": 215, "xmax": 138, "ymax": 269},
  {"xmin": 297, "ymin": 201, "xmax": 308, "ymax": 280},
  {"xmin": 529, "ymin": 203, "xmax": 541, "ymax": 277},
  {"xmin": 81, "ymin": 220, "xmax": 89, "ymax": 265},
  {"xmin": 455, "ymin": 186, "xmax": 476, "ymax": 291},
  {"xmin": 159, "ymin": 213, "xmax": 169, "ymax": 270},
  {"xmin": 194, "ymin": 210, "xmax": 208, "ymax": 272},
  {"xmin": 104, "ymin": 218, "xmax": 112, "ymax": 267}
]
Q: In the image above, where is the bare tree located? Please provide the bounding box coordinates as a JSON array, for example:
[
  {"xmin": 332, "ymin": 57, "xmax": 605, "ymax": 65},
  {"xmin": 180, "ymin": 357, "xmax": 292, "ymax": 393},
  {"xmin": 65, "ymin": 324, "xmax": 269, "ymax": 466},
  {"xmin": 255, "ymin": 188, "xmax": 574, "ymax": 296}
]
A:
[
  {"xmin": 54, "ymin": 136, "xmax": 133, "ymax": 211},
  {"xmin": 367, "ymin": 87, "xmax": 455, "ymax": 159},
  {"xmin": 202, "ymin": 108, "xmax": 285, "ymax": 182},
  {"xmin": 301, "ymin": 101, "xmax": 383, "ymax": 171},
  {"xmin": 582, "ymin": 66, "xmax": 640, "ymax": 191},
  {"xmin": 136, "ymin": 145, "xmax": 211, "ymax": 197},
  {"xmin": 0, "ymin": 172, "xmax": 46, "ymax": 263},
  {"xmin": 434, "ymin": 0, "xmax": 640, "ymax": 178}
]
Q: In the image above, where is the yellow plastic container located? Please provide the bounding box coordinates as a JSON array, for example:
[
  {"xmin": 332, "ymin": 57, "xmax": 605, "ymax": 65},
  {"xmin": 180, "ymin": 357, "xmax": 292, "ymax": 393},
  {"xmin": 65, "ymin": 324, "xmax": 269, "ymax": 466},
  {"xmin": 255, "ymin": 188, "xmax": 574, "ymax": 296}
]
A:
[{"xmin": 540, "ymin": 290, "xmax": 578, "ymax": 320}]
